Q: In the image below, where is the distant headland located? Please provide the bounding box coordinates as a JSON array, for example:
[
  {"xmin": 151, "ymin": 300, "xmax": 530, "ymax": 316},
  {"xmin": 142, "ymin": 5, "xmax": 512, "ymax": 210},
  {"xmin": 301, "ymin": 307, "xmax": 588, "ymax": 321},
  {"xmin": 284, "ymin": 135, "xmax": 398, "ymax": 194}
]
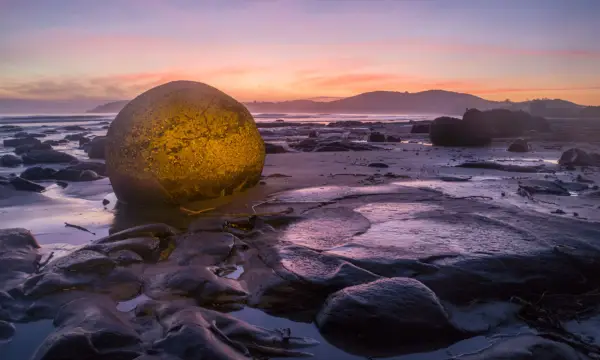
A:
[{"xmin": 85, "ymin": 90, "xmax": 599, "ymax": 118}]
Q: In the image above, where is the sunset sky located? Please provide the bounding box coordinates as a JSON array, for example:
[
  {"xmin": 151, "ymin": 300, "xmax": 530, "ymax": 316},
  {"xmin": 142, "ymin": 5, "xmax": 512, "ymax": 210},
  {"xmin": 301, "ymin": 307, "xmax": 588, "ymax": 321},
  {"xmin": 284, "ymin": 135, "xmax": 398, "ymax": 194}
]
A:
[{"xmin": 1, "ymin": 0, "xmax": 599, "ymax": 105}]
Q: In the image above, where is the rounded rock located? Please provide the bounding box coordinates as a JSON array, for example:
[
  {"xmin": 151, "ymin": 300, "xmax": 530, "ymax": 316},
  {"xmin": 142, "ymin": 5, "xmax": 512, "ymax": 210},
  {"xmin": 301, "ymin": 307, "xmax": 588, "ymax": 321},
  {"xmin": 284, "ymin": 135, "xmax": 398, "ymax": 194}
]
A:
[
  {"xmin": 106, "ymin": 80, "xmax": 265, "ymax": 205},
  {"xmin": 316, "ymin": 277, "xmax": 461, "ymax": 356}
]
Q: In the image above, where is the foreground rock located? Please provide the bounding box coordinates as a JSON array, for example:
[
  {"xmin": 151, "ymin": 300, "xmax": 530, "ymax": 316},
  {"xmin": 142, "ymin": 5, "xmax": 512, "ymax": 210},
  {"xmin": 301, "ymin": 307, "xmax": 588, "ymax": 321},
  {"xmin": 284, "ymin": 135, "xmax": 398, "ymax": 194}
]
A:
[
  {"xmin": 145, "ymin": 302, "xmax": 318, "ymax": 359},
  {"xmin": 316, "ymin": 277, "xmax": 462, "ymax": 356},
  {"xmin": 22, "ymin": 150, "xmax": 77, "ymax": 164},
  {"xmin": 429, "ymin": 116, "xmax": 491, "ymax": 147},
  {"xmin": 143, "ymin": 265, "xmax": 248, "ymax": 309},
  {"xmin": 0, "ymin": 228, "xmax": 40, "ymax": 290},
  {"xmin": 31, "ymin": 297, "xmax": 143, "ymax": 360},
  {"xmin": 105, "ymin": 80, "xmax": 265, "ymax": 205}
]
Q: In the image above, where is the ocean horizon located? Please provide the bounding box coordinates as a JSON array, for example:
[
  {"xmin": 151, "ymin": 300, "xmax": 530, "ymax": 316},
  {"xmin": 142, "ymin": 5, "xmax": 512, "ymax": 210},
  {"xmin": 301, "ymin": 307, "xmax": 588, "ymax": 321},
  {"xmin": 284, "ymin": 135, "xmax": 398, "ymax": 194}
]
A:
[{"xmin": 0, "ymin": 112, "xmax": 454, "ymax": 126}]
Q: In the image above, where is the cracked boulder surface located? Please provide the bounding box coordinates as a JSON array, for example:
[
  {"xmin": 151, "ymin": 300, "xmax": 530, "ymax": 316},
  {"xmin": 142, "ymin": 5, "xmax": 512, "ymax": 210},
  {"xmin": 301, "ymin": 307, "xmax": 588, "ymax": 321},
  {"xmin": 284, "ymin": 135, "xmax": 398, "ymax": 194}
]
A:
[{"xmin": 105, "ymin": 80, "xmax": 265, "ymax": 206}]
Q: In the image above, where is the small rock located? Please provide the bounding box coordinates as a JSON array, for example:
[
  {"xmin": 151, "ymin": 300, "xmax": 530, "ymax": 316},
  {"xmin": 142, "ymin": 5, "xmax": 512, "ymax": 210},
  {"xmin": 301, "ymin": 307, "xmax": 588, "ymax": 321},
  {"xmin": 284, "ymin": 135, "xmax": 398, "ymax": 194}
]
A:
[
  {"xmin": 0, "ymin": 154, "xmax": 23, "ymax": 167},
  {"xmin": 64, "ymin": 133, "xmax": 89, "ymax": 142},
  {"xmin": 3, "ymin": 137, "xmax": 41, "ymax": 147},
  {"xmin": 264, "ymin": 142, "xmax": 288, "ymax": 154},
  {"xmin": 386, "ymin": 135, "xmax": 402, "ymax": 142},
  {"xmin": 573, "ymin": 212, "xmax": 579, "ymax": 217},
  {"xmin": 65, "ymin": 161, "xmax": 107, "ymax": 176},
  {"xmin": 14, "ymin": 131, "xmax": 46, "ymax": 138},
  {"xmin": 368, "ymin": 162, "xmax": 389, "ymax": 168},
  {"xmin": 85, "ymin": 136, "xmax": 107, "ymax": 159},
  {"xmin": 507, "ymin": 138, "xmax": 530, "ymax": 152},
  {"xmin": 368, "ymin": 132, "xmax": 386, "ymax": 142},
  {"xmin": 102, "ymin": 199, "xmax": 110, "ymax": 206},
  {"xmin": 20, "ymin": 166, "xmax": 57, "ymax": 181},
  {"xmin": 410, "ymin": 124, "xmax": 430, "ymax": 134},
  {"xmin": 9, "ymin": 176, "xmax": 46, "ymax": 192},
  {"xmin": 60, "ymin": 125, "xmax": 88, "ymax": 131},
  {"xmin": 52, "ymin": 250, "xmax": 116, "ymax": 274},
  {"xmin": 552, "ymin": 209, "xmax": 566, "ymax": 214},
  {"xmin": 22, "ymin": 150, "xmax": 77, "ymax": 164},
  {"xmin": 54, "ymin": 169, "xmax": 102, "ymax": 182},
  {"xmin": 0, "ymin": 125, "xmax": 23, "ymax": 132},
  {"xmin": 79, "ymin": 137, "xmax": 91, "ymax": 146},
  {"xmin": 109, "ymin": 250, "xmax": 144, "ymax": 266},
  {"xmin": 576, "ymin": 174, "xmax": 594, "ymax": 183},
  {"xmin": 559, "ymin": 148, "xmax": 596, "ymax": 167},
  {"xmin": 14, "ymin": 142, "xmax": 53, "ymax": 155}
]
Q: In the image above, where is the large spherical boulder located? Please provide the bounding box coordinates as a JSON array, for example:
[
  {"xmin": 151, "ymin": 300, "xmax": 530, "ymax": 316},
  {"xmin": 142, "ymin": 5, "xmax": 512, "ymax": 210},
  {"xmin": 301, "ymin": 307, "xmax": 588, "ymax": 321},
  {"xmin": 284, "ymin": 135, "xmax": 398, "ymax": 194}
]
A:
[{"xmin": 106, "ymin": 81, "xmax": 265, "ymax": 206}]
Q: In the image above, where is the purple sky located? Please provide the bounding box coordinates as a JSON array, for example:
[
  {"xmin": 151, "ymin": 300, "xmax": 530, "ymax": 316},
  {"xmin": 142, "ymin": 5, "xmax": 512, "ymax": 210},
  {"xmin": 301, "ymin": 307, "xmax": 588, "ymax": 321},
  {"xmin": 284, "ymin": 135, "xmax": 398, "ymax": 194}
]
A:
[{"xmin": 1, "ymin": 0, "xmax": 599, "ymax": 105}]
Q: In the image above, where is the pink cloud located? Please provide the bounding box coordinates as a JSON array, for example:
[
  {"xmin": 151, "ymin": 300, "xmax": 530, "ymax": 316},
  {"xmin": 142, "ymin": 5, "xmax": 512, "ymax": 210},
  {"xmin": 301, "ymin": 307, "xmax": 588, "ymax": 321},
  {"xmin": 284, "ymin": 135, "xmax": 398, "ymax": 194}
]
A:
[{"xmin": 337, "ymin": 38, "xmax": 600, "ymax": 58}]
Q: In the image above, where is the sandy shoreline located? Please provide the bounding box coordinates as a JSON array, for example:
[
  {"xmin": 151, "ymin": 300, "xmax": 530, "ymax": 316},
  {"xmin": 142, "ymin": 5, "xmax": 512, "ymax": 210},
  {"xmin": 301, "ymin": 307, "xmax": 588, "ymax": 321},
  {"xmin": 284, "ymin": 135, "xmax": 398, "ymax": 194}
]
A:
[{"xmin": 2, "ymin": 117, "xmax": 600, "ymax": 359}]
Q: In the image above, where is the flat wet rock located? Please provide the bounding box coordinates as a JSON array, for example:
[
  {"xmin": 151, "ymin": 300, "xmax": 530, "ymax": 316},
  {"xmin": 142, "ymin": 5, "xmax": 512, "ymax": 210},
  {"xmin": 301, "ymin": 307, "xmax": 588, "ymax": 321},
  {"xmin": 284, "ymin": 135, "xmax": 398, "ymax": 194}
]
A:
[
  {"xmin": 282, "ymin": 207, "xmax": 371, "ymax": 250},
  {"xmin": 457, "ymin": 335, "xmax": 589, "ymax": 360}
]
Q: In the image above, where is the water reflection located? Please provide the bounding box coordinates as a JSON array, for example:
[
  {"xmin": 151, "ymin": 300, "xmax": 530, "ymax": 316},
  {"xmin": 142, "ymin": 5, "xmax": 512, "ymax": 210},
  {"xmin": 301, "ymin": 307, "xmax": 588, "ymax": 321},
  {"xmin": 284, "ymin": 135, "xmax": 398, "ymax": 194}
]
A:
[{"xmin": 0, "ymin": 320, "xmax": 54, "ymax": 360}]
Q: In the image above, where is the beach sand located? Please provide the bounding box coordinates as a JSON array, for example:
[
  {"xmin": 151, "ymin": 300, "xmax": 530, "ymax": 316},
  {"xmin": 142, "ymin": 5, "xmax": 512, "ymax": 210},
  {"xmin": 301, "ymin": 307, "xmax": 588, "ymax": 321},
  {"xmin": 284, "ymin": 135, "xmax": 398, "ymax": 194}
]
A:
[{"xmin": 2, "ymin": 117, "xmax": 600, "ymax": 359}]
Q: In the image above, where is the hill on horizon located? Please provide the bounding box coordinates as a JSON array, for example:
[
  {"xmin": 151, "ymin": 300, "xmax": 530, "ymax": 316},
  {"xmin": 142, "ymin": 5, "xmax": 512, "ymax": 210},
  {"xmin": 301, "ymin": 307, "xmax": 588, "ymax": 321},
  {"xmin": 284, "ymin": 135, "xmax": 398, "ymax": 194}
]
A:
[
  {"xmin": 3, "ymin": 90, "xmax": 587, "ymax": 116},
  {"xmin": 86, "ymin": 100, "xmax": 130, "ymax": 114}
]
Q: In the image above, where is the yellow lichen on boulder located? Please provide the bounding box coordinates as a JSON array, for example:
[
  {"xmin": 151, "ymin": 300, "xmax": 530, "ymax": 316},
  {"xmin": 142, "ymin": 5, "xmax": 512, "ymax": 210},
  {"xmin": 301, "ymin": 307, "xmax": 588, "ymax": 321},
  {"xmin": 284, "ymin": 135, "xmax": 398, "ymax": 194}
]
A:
[{"xmin": 106, "ymin": 80, "xmax": 265, "ymax": 206}]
